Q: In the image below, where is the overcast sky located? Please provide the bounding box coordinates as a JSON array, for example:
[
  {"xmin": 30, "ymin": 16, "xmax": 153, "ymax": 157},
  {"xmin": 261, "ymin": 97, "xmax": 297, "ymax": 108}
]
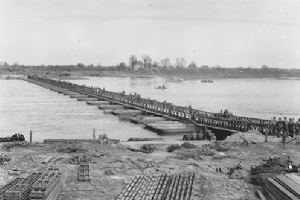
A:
[{"xmin": 0, "ymin": 0, "xmax": 300, "ymax": 68}]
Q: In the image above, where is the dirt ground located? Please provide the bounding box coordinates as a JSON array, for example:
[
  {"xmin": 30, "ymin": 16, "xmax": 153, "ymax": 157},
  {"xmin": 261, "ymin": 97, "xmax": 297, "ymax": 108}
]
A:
[{"xmin": 0, "ymin": 136, "xmax": 299, "ymax": 200}]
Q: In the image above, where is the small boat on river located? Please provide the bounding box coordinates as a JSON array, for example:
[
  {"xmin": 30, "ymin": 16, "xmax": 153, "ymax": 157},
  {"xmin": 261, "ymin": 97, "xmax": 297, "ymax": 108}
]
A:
[
  {"xmin": 155, "ymin": 85, "xmax": 167, "ymax": 90},
  {"xmin": 201, "ymin": 80, "xmax": 213, "ymax": 83}
]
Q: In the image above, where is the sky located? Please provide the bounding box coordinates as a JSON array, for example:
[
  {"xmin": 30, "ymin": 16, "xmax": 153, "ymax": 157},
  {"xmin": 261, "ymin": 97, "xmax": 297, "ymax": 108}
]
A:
[{"xmin": 0, "ymin": 0, "xmax": 300, "ymax": 68}]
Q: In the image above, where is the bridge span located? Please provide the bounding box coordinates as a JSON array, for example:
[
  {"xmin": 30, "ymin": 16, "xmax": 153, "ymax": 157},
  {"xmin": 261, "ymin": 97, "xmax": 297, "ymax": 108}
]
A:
[{"xmin": 25, "ymin": 75, "xmax": 273, "ymax": 137}]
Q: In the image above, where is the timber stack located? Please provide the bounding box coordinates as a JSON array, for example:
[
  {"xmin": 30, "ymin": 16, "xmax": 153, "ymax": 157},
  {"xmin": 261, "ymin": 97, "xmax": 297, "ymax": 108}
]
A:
[
  {"xmin": 0, "ymin": 168, "xmax": 62, "ymax": 200},
  {"xmin": 117, "ymin": 171, "xmax": 201, "ymax": 200},
  {"xmin": 265, "ymin": 173, "xmax": 300, "ymax": 200}
]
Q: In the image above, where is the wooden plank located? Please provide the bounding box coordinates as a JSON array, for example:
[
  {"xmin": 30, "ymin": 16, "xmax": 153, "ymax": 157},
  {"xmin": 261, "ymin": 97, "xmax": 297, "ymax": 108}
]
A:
[
  {"xmin": 267, "ymin": 178, "xmax": 299, "ymax": 200},
  {"xmin": 275, "ymin": 175, "xmax": 300, "ymax": 198}
]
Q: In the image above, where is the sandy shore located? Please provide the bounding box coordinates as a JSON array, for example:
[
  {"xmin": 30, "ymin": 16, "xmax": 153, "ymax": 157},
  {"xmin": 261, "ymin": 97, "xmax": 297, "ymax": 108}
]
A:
[{"xmin": 0, "ymin": 134, "xmax": 299, "ymax": 200}]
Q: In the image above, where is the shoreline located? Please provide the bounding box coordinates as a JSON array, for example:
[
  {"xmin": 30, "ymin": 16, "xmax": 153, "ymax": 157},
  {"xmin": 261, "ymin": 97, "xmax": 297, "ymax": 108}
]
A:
[
  {"xmin": 2, "ymin": 70, "xmax": 300, "ymax": 80},
  {"xmin": 0, "ymin": 134, "xmax": 299, "ymax": 199}
]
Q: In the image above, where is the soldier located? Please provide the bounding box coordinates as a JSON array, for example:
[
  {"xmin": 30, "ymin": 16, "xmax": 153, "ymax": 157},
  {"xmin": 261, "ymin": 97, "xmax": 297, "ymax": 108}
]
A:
[
  {"xmin": 283, "ymin": 117, "xmax": 289, "ymax": 137},
  {"xmin": 288, "ymin": 118, "xmax": 295, "ymax": 137},
  {"xmin": 276, "ymin": 118, "xmax": 283, "ymax": 138},
  {"xmin": 296, "ymin": 118, "xmax": 300, "ymax": 136},
  {"xmin": 271, "ymin": 117, "xmax": 277, "ymax": 136}
]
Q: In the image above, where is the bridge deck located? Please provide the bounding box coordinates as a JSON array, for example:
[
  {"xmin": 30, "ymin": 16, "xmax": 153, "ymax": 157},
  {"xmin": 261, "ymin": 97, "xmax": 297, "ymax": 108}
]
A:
[{"xmin": 26, "ymin": 77, "xmax": 240, "ymax": 134}]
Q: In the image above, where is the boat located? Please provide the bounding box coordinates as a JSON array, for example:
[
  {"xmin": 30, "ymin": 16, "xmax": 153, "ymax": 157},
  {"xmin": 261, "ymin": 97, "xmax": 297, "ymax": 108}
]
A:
[
  {"xmin": 155, "ymin": 85, "xmax": 167, "ymax": 90},
  {"xmin": 201, "ymin": 80, "xmax": 213, "ymax": 83}
]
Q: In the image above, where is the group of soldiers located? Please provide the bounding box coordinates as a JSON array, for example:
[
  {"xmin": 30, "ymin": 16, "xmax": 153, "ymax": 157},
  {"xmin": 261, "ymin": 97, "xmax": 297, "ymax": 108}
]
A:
[{"xmin": 271, "ymin": 117, "xmax": 300, "ymax": 139}]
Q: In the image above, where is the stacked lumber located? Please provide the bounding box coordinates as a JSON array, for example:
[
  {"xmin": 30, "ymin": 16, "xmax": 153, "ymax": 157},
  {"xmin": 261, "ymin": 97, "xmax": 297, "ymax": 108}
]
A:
[
  {"xmin": 117, "ymin": 171, "xmax": 197, "ymax": 200},
  {"xmin": 250, "ymin": 156, "xmax": 298, "ymax": 186},
  {"xmin": 0, "ymin": 178, "xmax": 23, "ymax": 200},
  {"xmin": 265, "ymin": 173, "xmax": 300, "ymax": 200},
  {"xmin": 4, "ymin": 173, "xmax": 42, "ymax": 200},
  {"xmin": 29, "ymin": 168, "xmax": 62, "ymax": 200}
]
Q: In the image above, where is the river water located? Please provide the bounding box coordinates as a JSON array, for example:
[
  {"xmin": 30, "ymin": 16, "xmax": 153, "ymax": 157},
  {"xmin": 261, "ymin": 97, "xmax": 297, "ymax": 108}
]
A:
[{"xmin": 1, "ymin": 77, "xmax": 300, "ymax": 141}]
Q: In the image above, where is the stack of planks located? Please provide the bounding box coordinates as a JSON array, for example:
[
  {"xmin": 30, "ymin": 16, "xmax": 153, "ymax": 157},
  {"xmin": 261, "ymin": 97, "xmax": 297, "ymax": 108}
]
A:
[
  {"xmin": 4, "ymin": 173, "xmax": 42, "ymax": 200},
  {"xmin": 265, "ymin": 173, "xmax": 300, "ymax": 200},
  {"xmin": 117, "ymin": 171, "xmax": 199, "ymax": 200},
  {"xmin": 0, "ymin": 178, "xmax": 23, "ymax": 200},
  {"xmin": 29, "ymin": 168, "xmax": 62, "ymax": 200}
]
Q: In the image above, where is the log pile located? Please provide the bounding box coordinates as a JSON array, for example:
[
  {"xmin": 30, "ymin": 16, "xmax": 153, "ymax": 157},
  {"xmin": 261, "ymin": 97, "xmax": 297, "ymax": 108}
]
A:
[
  {"xmin": 265, "ymin": 173, "xmax": 300, "ymax": 200},
  {"xmin": 117, "ymin": 171, "xmax": 199, "ymax": 200}
]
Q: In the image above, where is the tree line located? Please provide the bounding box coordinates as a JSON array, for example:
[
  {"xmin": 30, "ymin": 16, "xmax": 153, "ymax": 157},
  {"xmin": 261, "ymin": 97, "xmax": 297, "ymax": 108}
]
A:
[{"xmin": 1, "ymin": 55, "xmax": 300, "ymax": 78}]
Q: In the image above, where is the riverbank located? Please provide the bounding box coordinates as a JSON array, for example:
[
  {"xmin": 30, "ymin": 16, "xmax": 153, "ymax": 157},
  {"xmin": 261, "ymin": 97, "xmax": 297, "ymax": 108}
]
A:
[
  {"xmin": 2, "ymin": 68, "xmax": 300, "ymax": 81},
  {"xmin": 0, "ymin": 133, "xmax": 299, "ymax": 200}
]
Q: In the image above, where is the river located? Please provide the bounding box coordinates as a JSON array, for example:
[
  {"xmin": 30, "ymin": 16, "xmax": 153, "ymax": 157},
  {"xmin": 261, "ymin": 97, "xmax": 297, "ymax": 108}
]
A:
[{"xmin": 1, "ymin": 77, "xmax": 300, "ymax": 141}]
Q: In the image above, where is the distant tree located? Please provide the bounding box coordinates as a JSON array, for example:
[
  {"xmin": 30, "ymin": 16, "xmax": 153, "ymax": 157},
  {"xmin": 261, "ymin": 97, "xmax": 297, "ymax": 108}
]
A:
[
  {"xmin": 261, "ymin": 65, "xmax": 269, "ymax": 69},
  {"xmin": 175, "ymin": 57, "xmax": 187, "ymax": 68},
  {"xmin": 152, "ymin": 61, "xmax": 159, "ymax": 69},
  {"xmin": 76, "ymin": 63, "xmax": 85, "ymax": 68},
  {"xmin": 129, "ymin": 55, "xmax": 138, "ymax": 71},
  {"xmin": 117, "ymin": 62, "xmax": 127, "ymax": 71},
  {"xmin": 201, "ymin": 65, "xmax": 209, "ymax": 69},
  {"xmin": 188, "ymin": 61, "xmax": 197, "ymax": 69},
  {"xmin": 141, "ymin": 55, "xmax": 152, "ymax": 71},
  {"xmin": 159, "ymin": 58, "xmax": 171, "ymax": 70},
  {"xmin": 3, "ymin": 62, "xmax": 9, "ymax": 67},
  {"xmin": 12, "ymin": 62, "xmax": 19, "ymax": 67}
]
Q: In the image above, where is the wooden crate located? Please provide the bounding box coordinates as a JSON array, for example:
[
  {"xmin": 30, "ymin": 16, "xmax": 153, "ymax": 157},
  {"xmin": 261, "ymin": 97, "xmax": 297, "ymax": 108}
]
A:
[{"xmin": 78, "ymin": 164, "xmax": 90, "ymax": 182}]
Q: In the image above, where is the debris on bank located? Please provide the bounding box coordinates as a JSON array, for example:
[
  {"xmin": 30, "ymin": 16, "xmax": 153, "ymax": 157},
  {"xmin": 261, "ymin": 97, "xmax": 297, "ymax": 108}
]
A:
[
  {"xmin": 70, "ymin": 154, "xmax": 92, "ymax": 164},
  {"xmin": 0, "ymin": 154, "xmax": 11, "ymax": 165},
  {"xmin": 2, "ymin": 141, "xmax": 34, "ymax": 150},
  {"xmin": 167, "ymin": 144, "xmax": 181, "ymax": 152},
  {"xmin": 128, "ymin": 138, "xmax": 163, "ymax": 142},
  {"xmin": 127, "ymin": 144, "xmax": 156, "ymax": 154},
  {"xmin": 250, "ymin": 156, "xmax": 299, "ymax": 200},
  {"xmin": 56, "ymin": 143, "xmax": 86, "ymax": 153},
  {"xmin": 174, "ymin": 148, "xmax": 214, "ymax": 160},
  {"xmin": 250, "ymin": 156, "xmax": 298, "ymax": 185}
]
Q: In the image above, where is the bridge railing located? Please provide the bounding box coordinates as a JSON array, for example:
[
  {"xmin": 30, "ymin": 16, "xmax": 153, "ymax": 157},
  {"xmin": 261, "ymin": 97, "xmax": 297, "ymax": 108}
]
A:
[{"xmin": 27, "ymin": 75, "xmax": 274, "ymax": 133}]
